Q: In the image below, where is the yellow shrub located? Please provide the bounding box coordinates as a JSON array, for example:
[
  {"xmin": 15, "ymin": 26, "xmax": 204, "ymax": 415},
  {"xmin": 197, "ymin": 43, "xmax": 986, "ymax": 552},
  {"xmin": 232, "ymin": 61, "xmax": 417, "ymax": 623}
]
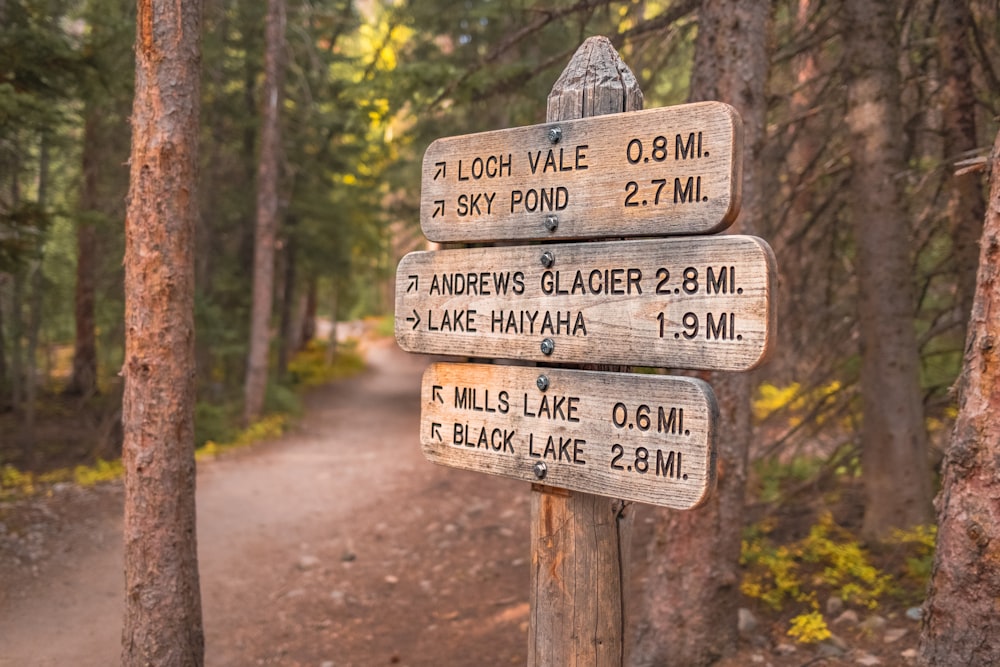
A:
[{"xmin": 787, "ymin": 611, "xmax": 832, "ymax": 644}]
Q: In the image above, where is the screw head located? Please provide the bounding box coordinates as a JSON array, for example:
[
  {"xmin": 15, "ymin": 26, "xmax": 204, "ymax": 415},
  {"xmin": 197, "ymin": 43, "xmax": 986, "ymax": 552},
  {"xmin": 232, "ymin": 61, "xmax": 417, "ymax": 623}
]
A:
[
  {"xmin": 540, "ymin": 338, "xmax": 555, "ymax": 355},
  {"xmin": 540, "ymin": 251, "xmax": 554, "ymax": 268},
  {"xmin": 544, "ymin": 215, "xmax": 558, "ymax": 232},
  {"xmin": 533, "ymin": 462, "xmax": 548, "ymax": 479},
  {"xmin": 536, "ymin": 375, "xmax": 550, "ymax": 392},
  {"xmin": 547, "ymin": 126, "xmax": 562, "ymax": 143}
]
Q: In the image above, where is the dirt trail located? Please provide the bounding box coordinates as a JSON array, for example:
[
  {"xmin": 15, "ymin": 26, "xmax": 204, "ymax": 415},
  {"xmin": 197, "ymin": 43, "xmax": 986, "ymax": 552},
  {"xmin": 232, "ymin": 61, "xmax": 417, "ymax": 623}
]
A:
[
  {"xmin": 1, "ymin": 340, "xmax": 530, "ymax": 666},
  {"xmin": 1, "ymin": 339, "xmax": 923, "ymax": 666}
]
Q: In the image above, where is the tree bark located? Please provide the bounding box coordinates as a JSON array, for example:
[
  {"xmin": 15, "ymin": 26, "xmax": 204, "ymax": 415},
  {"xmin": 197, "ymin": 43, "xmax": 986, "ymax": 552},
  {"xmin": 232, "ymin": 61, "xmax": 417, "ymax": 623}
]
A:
[
  {"xmin": 631, "ymin": 2, "xmax": 770, "ymax": 665},
  {"xmin": 277, "ymin": 220, "xmax": 296, "ymax": 381},
  {"xmin": 843, "ymin": 0, "xmax": 933, "ymax": 539},
  {"xmin": 528, "ymin": 36, "xmax": 641, "ymax": 667},
  {"xmin": 918, "ymin": 129, "xmax": 1000, "ymax": 667},
  {"xmin": 243, "ymin": 0, "xmax": 286, "ymax": 425},
  {"xmin": 121, "ymin": 0, "xmax": 204, "ymax": 664},
  {"xmin": 66, "ymin": 106, "xmax": 101, "ymax": 398}
]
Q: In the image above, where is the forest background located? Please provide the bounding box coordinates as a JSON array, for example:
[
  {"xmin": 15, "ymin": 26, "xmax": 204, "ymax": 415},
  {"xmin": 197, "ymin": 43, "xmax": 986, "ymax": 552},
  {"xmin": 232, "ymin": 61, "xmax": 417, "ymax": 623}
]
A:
[{"xmin": 1, "ymin": 0, "xmax": 999, "ymax": 664}]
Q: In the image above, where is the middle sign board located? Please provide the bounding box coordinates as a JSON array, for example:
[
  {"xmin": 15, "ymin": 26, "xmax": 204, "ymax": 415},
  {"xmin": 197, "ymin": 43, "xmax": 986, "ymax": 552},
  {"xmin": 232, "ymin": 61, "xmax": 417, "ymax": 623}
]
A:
[{"xmin": 395, "ymin": 235, "xmax": 776, "ymax": 371}]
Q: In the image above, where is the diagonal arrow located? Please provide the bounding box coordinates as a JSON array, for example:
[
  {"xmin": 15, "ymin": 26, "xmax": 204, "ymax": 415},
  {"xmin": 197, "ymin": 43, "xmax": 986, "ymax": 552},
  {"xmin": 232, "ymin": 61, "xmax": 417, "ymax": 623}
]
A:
[
  {"xmin": 434, "ymin": 161, "xmax": 446, "ymax": 180},
  {"xmin": 405, "ymin": 309, "xmax": 421, "ymax": 329},
  {"xmin": 432, "ymin": 385, "xmax": 443, "ymax": 404},
  {"xmin": 433, "ymin": 200, "xmax": 445, "ymax": 218},
  {"xmin": 431, "ymin": 422, "xmax": 443, "ymax": 442},
  {"xmin": 407, "ymin": 274, "xmax": 418, "ymax": 293}
]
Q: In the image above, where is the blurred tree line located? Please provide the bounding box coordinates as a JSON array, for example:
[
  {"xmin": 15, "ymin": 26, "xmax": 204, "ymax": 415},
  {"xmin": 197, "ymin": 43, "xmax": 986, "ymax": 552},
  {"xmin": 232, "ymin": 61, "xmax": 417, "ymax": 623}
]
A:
[
  {"xmin": 3, "ymin": 0, "xmax": 1000, "ymax": 663},
  {"xmin": 1, "ymin": 0, "xmax": 997, "ymax": 508}
]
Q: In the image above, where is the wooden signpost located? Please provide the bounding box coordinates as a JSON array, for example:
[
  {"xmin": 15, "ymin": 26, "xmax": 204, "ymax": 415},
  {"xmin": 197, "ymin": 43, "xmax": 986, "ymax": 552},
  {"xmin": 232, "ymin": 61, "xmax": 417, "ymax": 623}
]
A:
[
  {"xmin": 420, "ymin": 101, "xmax": 743, "ymax": 242},
  {"xmin": 396, "ymin": 235, "xmax": 776, "ymax": 371},
  {"xmin": 421, "ymin": 363, "xmax": 718, "ymax": 509},
  {"xmin": 394, "ymin": 36, "xmax": 776, "ymax": 667}
]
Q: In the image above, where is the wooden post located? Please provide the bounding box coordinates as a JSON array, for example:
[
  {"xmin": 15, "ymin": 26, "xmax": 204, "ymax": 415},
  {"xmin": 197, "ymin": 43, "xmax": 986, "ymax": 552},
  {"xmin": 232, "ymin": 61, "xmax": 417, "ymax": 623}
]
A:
[{"xmin": 528, "ymin": 36, "xmax": 642, "ymax": 667}]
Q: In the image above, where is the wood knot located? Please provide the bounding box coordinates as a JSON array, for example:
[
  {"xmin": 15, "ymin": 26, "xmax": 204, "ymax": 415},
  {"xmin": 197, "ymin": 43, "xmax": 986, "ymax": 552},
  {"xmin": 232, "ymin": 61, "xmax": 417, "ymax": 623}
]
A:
[{"xmin": 966, "ymin": 520, "xmax": 989, "ymax": 549}]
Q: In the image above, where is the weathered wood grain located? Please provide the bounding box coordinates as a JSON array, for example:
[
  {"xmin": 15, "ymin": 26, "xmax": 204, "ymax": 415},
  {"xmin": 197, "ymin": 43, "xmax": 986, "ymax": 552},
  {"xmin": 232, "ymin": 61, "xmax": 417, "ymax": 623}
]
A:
[
  {"xmin": 529, "ymin": 35, "xmax": 638, "ymax": 667},
  {"xmin": 420, "ymin": 101, "xmax": 743, "ymax": 242},
  {"xmin": 395, "ymin": 235, "xmax": 776, "ymax": 371},
  {"xmin": 420, "ymin": 363, "xmax": 718, "ymax": 509}
]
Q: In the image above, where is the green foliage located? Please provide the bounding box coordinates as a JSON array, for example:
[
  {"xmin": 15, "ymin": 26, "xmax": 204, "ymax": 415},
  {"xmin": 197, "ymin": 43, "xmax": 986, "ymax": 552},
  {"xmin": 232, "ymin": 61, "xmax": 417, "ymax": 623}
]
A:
[
  {"xmin": 886, "ymin": 524, "xmax": 938, "ymax": 600},
  {"xmin": 73, "ymin": 458, "xmax": 123, "ymax": 486},
  {"xmin": 196, "ymin": 414, "xmax": 290, "ymax": 460},
  {"xmin": 1, "ymin": 457, "xmax": 123, "ymax": 500},
  {"xmin": 286, "ymin": 339, "xmax": 365, "ymax": 388},
  {"xmin": 195, "ymin": 400, "xmax": 240, "ymax": 448},
  {"xmin": 752, "ymin": 456, "xmax": 826, "ymax": 504},
  {"xmin": 741, "ymin": 513, "xmax": 910, "ymax": 642},
  {"xmin": 265, "ymin": 381, "xmax": 302, "ymax": 417}
]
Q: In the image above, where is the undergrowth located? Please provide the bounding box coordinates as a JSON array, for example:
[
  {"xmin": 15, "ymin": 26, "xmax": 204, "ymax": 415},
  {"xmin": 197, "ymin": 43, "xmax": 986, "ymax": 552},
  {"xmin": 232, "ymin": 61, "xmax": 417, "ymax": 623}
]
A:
[
  {"xmin": 741, "ymin": 511, "xmax": 936, "ymax": 644},
  {"xmin": 1, "ymin": 339, "xmax": 365, "ymax": 500}
]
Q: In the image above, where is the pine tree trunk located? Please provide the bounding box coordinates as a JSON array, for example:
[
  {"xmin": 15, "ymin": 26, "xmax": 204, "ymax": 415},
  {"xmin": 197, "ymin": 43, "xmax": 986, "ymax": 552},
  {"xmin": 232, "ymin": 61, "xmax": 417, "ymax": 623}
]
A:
[
  {"xmin": 121, "ymin": 0, "xmax": 204, "ymax": 663},
  {"xmin": 243, "ymin": 0, "xmax": 286, "ymax": 425},
  {"xmin": 940, "ymin": 0, "xmax": 985, "ymax": 333},
  {"xmin": 66, "ymin": 106, "xmax": 100, "ymax": 398},
  {"xmin": 24, "ymin": 133, "xmax": 49, "ymax": 455},
  {"xmin": 843, "ymin": 0, "xmax": 932, "ymax": 539},
  {"xmin": 918, "ymin": 129, "xmax": 1000, "ymax": 667},
  {"xmin": 277, "ymin": 220, "xmax": 296, "ymax": 381},
  {"xmin": 631, "ymin": 2, "xmax": 770, "ymax": 665}
]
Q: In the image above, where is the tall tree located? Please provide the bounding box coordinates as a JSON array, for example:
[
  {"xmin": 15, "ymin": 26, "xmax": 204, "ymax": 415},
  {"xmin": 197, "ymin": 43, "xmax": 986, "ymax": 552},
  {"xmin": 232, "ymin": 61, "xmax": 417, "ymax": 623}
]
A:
[
  {"xmin": 843, "ymin": 0, "xmax": 932, "ymax": 539},
  {"xmin": 632, "ymin": 2, "xmax": 771, "ymax": 665},
  {"xmin": 243, "ymin": 0, "xmax": 286, "ymax": 426},
  {"xmin": 919, "ymin": 129, "xmax": 1000, "ymax": 667},
  {"xmin": 66, "ymin": 109, "xmax": 101, "ymax": 397},
  {"xmin": 940, "ymin": 0, "xmax": 985, "ymax": 332},
  {"xmin": 121, "ymin": 0, "xmax": 204, "ymax": 663}
]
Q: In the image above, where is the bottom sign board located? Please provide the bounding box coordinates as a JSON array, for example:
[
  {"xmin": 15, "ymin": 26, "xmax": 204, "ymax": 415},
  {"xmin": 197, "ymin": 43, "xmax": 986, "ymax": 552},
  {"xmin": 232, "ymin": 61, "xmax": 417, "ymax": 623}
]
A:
[{"xmin": 420, "ymin": 362, "xmax": 718, "ymax": 509}]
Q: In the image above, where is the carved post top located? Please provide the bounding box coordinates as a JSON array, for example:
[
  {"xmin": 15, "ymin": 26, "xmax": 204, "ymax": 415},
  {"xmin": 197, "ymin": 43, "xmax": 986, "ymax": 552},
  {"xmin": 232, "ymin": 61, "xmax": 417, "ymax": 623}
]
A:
[{"xmin": 546, "ymin": 36, "xmax": 643, "ymax": 123}]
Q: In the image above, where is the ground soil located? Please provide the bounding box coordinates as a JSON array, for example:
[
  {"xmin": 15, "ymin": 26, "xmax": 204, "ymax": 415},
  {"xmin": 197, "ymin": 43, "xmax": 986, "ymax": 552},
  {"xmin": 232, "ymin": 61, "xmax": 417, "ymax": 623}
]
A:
[{"xmin": 0, "ymin": 338, "xmax": 922, "ymax": 666}]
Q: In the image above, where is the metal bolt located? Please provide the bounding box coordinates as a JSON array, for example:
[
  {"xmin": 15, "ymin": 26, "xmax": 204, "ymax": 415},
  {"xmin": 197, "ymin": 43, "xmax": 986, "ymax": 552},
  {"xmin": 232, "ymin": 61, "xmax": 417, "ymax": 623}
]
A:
[
  {"xmin": 533, "ymin": 462, "xmax": 548, "ymax": 479},
  {"xmin": 547, "ymin": 126, "xmax": 562, "ymax": 143},
  {"xmin": 536, "ymin": 375, "xmax": 550, "ymax": 392},
  {"xmin": 544, "ymin": 215, "xmax": 559, "ymax": 232},
  {"xmin": 540, "ymin": 251, "xmax": 554, "ymax": 268},
  {"xmin": 540, "ymin": 338, "xmax": 555, "ymax": 355}
]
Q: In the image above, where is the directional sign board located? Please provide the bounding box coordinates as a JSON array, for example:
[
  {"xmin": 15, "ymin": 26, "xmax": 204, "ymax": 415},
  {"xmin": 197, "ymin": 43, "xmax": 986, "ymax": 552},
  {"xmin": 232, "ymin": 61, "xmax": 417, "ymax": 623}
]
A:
[
  {"xmin": 420, "ymin": 363, "xmax": 718, "ymax": 509},
  {"xmin": 421, "ymin": 101, "xmax": 743, "ymax": 242},
  {"xmin": 395, "ymin": 235, "xmax": 776, "ymax": 371}
]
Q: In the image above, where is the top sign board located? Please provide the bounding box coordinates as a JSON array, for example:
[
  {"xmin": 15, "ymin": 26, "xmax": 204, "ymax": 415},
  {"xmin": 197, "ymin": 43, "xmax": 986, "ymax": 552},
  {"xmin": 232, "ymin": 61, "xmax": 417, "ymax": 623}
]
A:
[{"xmin": 420, "ymin": 101, "xmax": 743, "ymax": 243}]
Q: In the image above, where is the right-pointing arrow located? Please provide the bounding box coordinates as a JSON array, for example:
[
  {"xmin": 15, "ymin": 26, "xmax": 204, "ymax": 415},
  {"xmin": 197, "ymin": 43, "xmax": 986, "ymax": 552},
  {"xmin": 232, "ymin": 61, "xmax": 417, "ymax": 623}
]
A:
[{"xmin": 404, "ymin": 309, "xmax": 421, "ymax": 329}]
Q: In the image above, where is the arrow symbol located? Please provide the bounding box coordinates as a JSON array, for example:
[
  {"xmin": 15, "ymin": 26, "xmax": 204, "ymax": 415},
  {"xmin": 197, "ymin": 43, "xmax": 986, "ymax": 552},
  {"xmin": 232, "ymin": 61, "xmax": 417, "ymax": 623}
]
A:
[
  {"xmin": 407, "ymin": 275, "xmax": 419, "ymax": 293},
  {"xmin": 432, "ymin": 385, "xmax": 444, "ymax": 404},
  {"xmin": 431, "ymin": 422, "xmax": 443, "ymax": 442},
  {"xmin": 433, "ymin": 200, "xmax": 445, "ymax": 218},
  {"xmin": 434, "ymin": 161, "xmax": 446, "ymax": 180},
  {"xmin": 405, "ymin": 309, "xmax": 421, "ymax": 329}
]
